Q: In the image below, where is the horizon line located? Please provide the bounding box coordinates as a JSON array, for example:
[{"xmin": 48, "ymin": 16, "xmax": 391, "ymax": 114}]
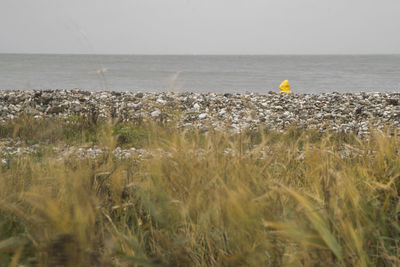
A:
[{"xmin": 1, "ymin": 52, "xmax": 400, "ymax": 56}]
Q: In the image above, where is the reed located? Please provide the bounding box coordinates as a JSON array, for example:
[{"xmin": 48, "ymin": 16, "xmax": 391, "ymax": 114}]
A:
[{"xmin": 0, "ymin": 117, "xmax": 399, "ymax": 266}]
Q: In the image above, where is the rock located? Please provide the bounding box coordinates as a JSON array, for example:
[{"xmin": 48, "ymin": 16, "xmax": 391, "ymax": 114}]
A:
[
  {"xmin": 386, "ymin": 99, "xmax": 399, "ymax": 106},
  {"xmin": 47, "ymin": 106, "xmax": 64, "ymax": 114},
  {"xmin": 40, "ymin": 96, "xmax": 54, "ymax": 105},
  {"xmin": 156, "ymin": 98, "xmax": 167, "ymax": 104},
  {"xmin": 355, "ymin": 107, "xmax": 363, "ymax": 115},
  {"xmin": 151, "ymin": 109, "xmax": 161, "ymax": 117},
  {"xmin": 73, "ymin": 104, "xmax": 83, "ymax": 113},
  {"xmin": 198, "ymin": 113, "xmax": 207, "ymax": 119}
]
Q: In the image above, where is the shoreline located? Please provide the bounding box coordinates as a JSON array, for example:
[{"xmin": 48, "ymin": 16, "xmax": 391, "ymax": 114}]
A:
[{"xmin": 1, "ymin": 89, "xmax": 400, "ymax": 136}]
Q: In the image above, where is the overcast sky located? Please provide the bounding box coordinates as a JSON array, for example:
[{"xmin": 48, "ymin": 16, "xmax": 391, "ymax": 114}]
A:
[{"xmin": 1, "ymin": 0, "xmax": 400, "ymax": 55}]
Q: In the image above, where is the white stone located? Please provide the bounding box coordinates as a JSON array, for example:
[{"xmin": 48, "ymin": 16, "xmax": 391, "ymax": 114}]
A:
[
  {"xmin": 156, "ymin": 98, "xmax": 167, "ymax": 104},
  {"xmin": 198, "ymin": 113, "xmax": 207, "ymax": 119},
  {"xmin": 151, "ymin": 110, "xmax": 161, "ymax": 117}
]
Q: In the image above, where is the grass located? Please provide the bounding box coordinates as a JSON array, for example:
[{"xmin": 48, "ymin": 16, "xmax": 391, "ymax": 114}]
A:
[{"xmin": 0, "ymin": 115, "xmax": 399, "ymax": 266}]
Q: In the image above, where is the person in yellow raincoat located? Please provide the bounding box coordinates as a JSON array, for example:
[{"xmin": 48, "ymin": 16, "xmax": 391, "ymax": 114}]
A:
[{"xmin": 279, "ymin": 80, "xmax": 291, "ymax": 93}]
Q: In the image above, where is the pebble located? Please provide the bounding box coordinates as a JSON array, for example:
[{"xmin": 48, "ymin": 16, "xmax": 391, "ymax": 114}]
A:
[
  {"xmin": 151, "ymin": 109, "xmax": 161, "ymax": 117},
  {"xmin": 0, "ymin": 90, "xmax": 399, "ymax": 137},
  {"xmin": 198, "ymin": 113, "xmax": 207, "ymax": 119}
]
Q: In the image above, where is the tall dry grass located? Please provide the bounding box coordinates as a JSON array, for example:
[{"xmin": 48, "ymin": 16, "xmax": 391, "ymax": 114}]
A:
[{"xmin": 0, "ymin": 117, "xmax": 399, "ymax": 266}]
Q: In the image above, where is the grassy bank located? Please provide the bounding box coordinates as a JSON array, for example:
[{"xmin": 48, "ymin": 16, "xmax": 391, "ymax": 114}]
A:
[{"xmin": 0, "ymin": 116, "xmax": 399, "ymax": 266}]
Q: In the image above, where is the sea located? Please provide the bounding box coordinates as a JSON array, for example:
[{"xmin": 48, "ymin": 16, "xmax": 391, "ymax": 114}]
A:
[{"xmin": 0, "ymin": 54, "xmax": 399, "ymax": 94}]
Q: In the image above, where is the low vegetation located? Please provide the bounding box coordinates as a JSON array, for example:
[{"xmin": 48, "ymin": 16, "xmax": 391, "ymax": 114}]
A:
[{"xmin": 0, "ymin": 116, "xmax": 399, "ymax": 266}]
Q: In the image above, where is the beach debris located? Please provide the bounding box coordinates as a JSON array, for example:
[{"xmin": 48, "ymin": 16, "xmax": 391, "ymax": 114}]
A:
[{"xmin": 279, "ymin": 80, "xmax": 291, "ymax": 93}]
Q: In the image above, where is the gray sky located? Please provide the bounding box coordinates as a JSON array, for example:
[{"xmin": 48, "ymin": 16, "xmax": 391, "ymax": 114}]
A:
[{"xmin": 1, "ymin": 0, "xmax": 400, "ymax": 54}]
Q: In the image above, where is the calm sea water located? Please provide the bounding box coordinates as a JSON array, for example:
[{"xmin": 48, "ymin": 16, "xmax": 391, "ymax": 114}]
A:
[{"xmin": 0, "ymin": 54, "xmax": 399, "ymax": 94}]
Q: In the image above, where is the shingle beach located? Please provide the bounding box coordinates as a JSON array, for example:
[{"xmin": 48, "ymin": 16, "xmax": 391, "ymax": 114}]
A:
[{"xmin": 1, "ymin": 89, "xmax": 400, "ymax": 136}]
